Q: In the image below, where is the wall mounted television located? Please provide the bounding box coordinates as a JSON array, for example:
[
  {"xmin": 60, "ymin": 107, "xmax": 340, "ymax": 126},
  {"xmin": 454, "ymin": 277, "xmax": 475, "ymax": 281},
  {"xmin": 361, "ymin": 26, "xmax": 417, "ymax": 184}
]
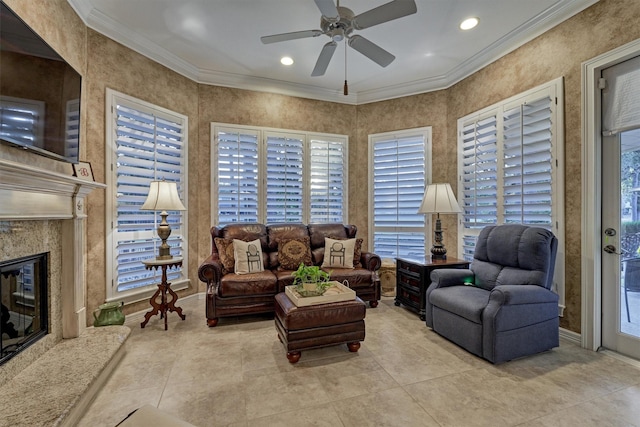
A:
[{"xmin": 0, "ymin": 1, "xmax": 81, "ymax": 164}]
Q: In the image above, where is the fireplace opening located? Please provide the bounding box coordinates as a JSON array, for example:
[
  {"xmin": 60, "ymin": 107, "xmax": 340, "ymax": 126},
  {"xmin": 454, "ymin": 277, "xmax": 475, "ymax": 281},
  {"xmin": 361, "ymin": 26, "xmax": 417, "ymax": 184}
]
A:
[{"xmin": 1, "ymin": 252, "xmax": 49, "ymax": 365}]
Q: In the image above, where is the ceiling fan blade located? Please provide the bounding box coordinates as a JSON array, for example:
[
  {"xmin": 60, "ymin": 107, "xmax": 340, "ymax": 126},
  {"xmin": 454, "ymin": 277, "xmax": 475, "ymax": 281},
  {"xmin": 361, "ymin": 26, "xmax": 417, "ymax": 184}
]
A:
[
  {"xmin": 348, "ymin": 35, "xmax": 395, "ymax": 67},
  {"xmin": 311, "ymin": 41, "xmax": 337, "ymax": 76},
  {"xmin": 261, "ymin": 29, "xmax": 324, "ymax": 44},
  {"xmin": 314, "ymin": 0, "xmax": 339, "ymax": 20},
  {"xmin": 353, "ymin": 0, "xmax": 417, "ymax": 30}
]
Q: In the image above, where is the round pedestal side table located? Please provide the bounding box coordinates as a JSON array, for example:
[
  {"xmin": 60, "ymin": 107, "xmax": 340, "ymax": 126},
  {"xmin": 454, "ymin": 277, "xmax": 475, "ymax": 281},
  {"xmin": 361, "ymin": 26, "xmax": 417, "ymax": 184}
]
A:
[{"xmin": 140, "ymin": 257, "xmax": 186, "ymax": 330}]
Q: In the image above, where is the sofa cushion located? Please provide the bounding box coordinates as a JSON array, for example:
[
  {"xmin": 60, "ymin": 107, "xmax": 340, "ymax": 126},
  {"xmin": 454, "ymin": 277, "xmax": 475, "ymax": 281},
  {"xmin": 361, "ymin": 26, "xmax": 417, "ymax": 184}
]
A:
[
  {"xmin": 219, "ymin": 270, "xmax": 277, "ymax": 297},
  {"xmin": 429, "ymin": 285, "xmax": 490, "ymax": 324},
  {"xmin": 233, "ymin": 239, "xmax": 265, "ymax": 274},
  {"xmin": 278, "ymin": 237, "xmax": 312, "ymax": 270},
  {"xmin": 322, "ymin": 237, "xmax": 355, "ymax": 269},
  {"xmin": 214, "ymin": 238, "xmax": 235, "ymax": 274},
  {"xmin": 330, "ymin": 236, "xmax": 363, "ymax": 267}
]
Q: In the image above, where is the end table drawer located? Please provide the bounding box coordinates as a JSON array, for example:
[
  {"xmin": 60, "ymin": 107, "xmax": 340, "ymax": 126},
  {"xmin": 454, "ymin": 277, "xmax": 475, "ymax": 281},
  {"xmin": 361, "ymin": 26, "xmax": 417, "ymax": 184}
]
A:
[
  {"xmin": 397, "ymin": 273, "xmax": 421, "ymax": 290},
  {"xmin": 398, "ymin": 260, "xmax": 422, "ymax": 275}
]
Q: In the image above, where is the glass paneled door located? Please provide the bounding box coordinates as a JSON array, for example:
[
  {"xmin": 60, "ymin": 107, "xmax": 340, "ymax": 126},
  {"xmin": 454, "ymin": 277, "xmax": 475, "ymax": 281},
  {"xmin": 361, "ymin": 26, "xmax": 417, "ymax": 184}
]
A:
[{"xmin": 602, "ymin": 129, "xmax": 640, "ymax": 359}]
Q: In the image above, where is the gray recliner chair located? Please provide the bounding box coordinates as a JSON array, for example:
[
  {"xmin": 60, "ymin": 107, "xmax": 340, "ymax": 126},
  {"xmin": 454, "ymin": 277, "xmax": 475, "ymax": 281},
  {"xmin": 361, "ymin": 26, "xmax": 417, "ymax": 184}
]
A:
[{"xmin": 425, "ymin": 224, "xmax": 559, "ymax": 364}]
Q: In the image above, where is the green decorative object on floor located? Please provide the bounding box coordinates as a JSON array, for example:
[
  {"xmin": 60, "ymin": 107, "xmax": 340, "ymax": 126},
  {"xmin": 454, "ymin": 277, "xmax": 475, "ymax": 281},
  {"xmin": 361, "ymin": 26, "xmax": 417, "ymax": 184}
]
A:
[{"xmin": 93, "ymin": 301, "xmax": 125, "ymax": 327}]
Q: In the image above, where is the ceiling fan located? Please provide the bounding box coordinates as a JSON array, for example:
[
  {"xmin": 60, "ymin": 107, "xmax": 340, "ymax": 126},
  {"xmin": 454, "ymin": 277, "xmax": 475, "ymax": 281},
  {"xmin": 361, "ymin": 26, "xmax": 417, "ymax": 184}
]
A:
[{"xmin": 260, "ymin": 0, "xmax": 417, "ymax": 78}]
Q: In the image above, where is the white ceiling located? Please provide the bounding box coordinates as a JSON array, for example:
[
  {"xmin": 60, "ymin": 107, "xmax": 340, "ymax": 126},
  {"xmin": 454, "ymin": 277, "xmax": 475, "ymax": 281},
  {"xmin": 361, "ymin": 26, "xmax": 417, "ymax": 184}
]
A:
[{"xmin": 67, "ymin": 0, "xmax": 598, "ymax": 104}]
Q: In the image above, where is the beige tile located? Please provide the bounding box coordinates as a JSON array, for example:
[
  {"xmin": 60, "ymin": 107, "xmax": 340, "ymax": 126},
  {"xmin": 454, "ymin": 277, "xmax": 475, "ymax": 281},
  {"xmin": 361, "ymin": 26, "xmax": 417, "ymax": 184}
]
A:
[
  {"xmin": 78, "ymin": 386, "xmax": 164, "ymax": 427},
  {"xmin": 244, "ymin": 370, "xmax": 331, "ymax": 419},
  {"xmin": 247, "ymin": 404, "xmax": 344, "ymax": 427},
  {"xmin": 332, "ymin": 387, "xmax": 439, "ymax": 427},
  {"xmin": 159, "ymin": 378, "xmax": 247, "ymax": 426},
  {"xmin": 404, "ymin": 369, "xmax": 523, "ymax": 427}
]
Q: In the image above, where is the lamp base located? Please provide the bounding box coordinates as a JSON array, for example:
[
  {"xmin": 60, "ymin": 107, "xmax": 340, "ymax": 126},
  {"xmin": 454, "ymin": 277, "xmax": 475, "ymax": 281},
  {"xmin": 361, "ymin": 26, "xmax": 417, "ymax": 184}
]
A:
[
  {"xmin": 430, "ymin": 215, "xmax": 447, "ymax": 260},
  {"xmin": 156, "ymin": 211, "xmax": 174, "ymax": 260}
]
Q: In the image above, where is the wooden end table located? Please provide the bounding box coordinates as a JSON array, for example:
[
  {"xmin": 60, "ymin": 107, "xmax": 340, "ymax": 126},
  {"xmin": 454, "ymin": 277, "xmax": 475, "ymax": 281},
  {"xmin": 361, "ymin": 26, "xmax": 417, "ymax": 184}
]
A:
[
  {"xmin": 395, "ymin": 257, "xmax": 470, "ymax": 320},
  {"xmin": 140, "ymin": 257, "xmax": 186, "ymax": 330}
]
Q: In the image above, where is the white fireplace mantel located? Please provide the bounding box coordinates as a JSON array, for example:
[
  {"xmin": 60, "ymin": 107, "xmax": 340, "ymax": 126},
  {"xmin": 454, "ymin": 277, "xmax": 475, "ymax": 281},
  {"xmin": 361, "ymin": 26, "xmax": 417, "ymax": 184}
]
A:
[{"xmin": 0, "ymin": 158, "xmax": 105, "ymax": 338}]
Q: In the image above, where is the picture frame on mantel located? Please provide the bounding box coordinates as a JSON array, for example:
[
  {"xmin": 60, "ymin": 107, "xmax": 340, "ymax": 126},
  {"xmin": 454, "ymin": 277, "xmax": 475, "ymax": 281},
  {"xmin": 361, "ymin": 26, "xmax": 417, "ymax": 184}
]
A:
[{"xmin": 73, "ymin": 161, "xmax": 94, "ymax": 182}]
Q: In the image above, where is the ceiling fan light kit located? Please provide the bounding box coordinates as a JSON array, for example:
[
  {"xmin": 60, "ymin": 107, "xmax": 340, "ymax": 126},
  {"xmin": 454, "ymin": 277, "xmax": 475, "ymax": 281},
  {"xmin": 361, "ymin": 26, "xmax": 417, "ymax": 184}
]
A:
[{"xmin": 261, "ymin": 0, "xmax": 416, "ymax": 94}]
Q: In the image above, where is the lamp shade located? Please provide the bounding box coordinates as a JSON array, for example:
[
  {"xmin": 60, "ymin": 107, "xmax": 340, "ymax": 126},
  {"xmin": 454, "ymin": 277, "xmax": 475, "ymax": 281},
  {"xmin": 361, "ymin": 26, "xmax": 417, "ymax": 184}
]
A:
[
  {"xmin": 418, "ymin": 183, "xmax": 461, "ymax": 214},
  {"xmin": 140, "ymin": 181, "xmax": 186, "ymax": 211}
]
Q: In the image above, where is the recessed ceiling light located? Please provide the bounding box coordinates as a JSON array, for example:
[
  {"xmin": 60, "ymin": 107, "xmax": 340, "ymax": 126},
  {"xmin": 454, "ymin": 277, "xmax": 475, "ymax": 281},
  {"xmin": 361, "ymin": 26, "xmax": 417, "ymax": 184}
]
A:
[
  {"xmin": 280, "ymin": 56, "xmax": 294, "ymax": 66},
  {"xmin": 460, "ymin": 17, "xmax": 479, "ymax": 30}
]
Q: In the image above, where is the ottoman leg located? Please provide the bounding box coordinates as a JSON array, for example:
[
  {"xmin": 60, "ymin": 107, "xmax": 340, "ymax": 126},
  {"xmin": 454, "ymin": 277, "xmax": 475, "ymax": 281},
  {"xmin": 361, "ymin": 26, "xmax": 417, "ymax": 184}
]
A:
[
  {"xmin": 347, "ymin": 342, "xmax": 361, "ymax": 352},
  {"xmin": 287, "ymin": 351, "xmax": 301, "ymax": 364}
]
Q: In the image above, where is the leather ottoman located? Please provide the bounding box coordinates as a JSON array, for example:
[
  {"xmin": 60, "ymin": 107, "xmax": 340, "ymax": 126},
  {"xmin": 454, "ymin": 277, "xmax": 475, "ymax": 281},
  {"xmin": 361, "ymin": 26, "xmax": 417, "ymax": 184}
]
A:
[{"xmin": 274, "ymin": 292, "xmax": 366, "ymax": 363}]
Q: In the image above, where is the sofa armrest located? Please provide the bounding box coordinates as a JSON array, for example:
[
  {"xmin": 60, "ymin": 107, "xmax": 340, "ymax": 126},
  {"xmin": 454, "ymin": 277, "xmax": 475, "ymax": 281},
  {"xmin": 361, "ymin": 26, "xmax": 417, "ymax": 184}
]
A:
[
  {"xmin": 361, "ymin": 252, "xmax": 381, "ymax": 271},
  {"xmin": 429, "ymin": 269, "xmax": 474, "ymax": 289},
  {"xmin": 198, "ymin": 255, "xmax": 223, "ymax": 291}
]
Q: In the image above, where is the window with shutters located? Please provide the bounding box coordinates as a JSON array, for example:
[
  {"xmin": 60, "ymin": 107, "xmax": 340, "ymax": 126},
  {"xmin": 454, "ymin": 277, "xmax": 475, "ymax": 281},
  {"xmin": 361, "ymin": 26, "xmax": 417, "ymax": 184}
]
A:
[
  {"xmin": 368, "ymin": 128, "xmax": 432, "ymax": 259},
  {"xmin": 106, "ymin": 89, "xmax": 188, "ymax": 302},
  {"xmin": 211, "ymin": 124, "xmax": 347, "ymax": 225},
  {"xmin": 457, "ymin": 78, "xmax": 565, "ymax": 308}
]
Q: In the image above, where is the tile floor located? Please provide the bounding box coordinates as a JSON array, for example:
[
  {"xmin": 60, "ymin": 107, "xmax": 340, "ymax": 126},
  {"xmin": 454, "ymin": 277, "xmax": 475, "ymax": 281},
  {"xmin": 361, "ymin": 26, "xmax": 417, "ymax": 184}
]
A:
[{"xmin": 79, "ymin": 295, "xmax": 640, "ymax": 427}]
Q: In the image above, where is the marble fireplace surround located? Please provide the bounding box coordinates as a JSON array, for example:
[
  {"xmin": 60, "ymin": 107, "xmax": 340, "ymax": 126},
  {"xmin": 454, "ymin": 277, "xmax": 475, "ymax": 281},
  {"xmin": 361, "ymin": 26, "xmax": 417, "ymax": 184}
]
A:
[{"xmin": 0, "ymin": 158, "xmax": 104, "ymax": 340}]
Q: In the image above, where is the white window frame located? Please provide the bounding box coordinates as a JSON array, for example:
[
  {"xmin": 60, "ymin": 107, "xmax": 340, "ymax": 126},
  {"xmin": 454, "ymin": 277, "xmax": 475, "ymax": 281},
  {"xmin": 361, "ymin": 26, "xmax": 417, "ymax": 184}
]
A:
[
  {"xmin": 367, "ymin": 127, "xmax": 432, "ymax": 259},
  {"xmin": 211, "ymin": 123, "xmax": 348, "ymax": 225},
  {"xmin": 457, "ymin": 77, "xmax": 565, "ymax": 315},
  {"xmin": 105, "ymin": 89, "xmax": 189, "ymax": 304}
]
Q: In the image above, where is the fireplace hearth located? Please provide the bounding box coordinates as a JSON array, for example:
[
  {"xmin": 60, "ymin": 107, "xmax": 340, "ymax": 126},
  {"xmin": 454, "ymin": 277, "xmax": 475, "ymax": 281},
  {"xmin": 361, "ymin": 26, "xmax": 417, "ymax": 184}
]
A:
[{"xmin": 1, "ymin": 253, "xmax": 49, "ymax": 365}]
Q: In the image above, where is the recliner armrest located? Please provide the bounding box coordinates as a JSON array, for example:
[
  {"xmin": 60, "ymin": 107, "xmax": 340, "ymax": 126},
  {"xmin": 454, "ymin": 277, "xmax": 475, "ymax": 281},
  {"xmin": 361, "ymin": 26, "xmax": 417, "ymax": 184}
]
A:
[
  {"xmin": 488, "ymin": 284, "xmax": 558, "ymax": 306},
  {"xmin": 429, "ymin": 269, "xmax": 474, "ymax": 289}
]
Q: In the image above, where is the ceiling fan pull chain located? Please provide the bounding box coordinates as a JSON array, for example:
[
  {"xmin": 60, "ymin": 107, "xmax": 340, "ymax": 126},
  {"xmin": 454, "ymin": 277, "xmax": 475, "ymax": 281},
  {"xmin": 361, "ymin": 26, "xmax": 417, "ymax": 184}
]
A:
[{"xmin": 344, "ymin": 38, "xmax": 348, "ymax": 95}]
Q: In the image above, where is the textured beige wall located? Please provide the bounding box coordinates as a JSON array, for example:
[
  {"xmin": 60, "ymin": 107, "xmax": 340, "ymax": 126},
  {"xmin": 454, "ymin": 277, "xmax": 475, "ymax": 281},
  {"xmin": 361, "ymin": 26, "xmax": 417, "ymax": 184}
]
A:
[
  {"xmin": 84, "ymin": 30, "xmax": 200, "ymax": 317},
  {"xmin": 4, "ymin": 0, "xmax": 640, "ymax": 334},
  {"xmin": 355, "ymin": 90, "xmax": 449, "ymax": 252}
]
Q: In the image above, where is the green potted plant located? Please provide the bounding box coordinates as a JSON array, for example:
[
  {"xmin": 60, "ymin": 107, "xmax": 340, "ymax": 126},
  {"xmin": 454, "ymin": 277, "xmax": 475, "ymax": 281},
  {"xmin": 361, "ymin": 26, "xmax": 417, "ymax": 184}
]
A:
[{"xmin": 292, "ymin": 263, "xmax": 332, "ymax": 296}]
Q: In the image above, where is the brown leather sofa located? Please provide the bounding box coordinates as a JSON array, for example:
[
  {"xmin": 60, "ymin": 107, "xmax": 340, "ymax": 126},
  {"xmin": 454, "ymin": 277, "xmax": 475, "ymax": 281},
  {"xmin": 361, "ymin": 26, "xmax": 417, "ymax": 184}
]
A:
[{"xmin": 198, "ymin": 223, "xmax": 382, "ymax": 327}]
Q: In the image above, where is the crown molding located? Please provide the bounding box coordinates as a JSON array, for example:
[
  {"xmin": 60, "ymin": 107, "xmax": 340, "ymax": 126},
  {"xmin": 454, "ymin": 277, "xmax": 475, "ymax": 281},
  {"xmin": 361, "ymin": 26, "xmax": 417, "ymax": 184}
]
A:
[{"xmin": 68, "ymin": 0, "xmax": 599, "ymax": 105}]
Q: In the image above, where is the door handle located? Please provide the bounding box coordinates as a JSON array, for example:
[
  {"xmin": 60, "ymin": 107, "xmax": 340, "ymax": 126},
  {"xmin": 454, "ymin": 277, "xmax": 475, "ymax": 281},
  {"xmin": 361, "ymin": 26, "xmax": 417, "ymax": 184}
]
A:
[{"xmin": 603, "ymin": 244, "xmax": 620, "ymax": 254}]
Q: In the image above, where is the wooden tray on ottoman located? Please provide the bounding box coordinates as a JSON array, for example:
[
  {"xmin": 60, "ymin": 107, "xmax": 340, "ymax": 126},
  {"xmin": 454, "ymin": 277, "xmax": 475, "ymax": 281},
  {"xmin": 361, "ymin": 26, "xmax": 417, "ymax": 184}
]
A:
[{"xmin": 285, "ymin": 281, "xmax": 356, "ymax": 307}]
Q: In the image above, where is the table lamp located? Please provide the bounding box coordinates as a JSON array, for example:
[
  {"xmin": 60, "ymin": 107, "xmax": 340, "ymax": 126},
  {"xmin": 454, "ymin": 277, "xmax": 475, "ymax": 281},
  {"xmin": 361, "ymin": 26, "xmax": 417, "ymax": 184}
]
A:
[
  {"xmin": 141, "ymin": 180, "xmax": 186, "ymax": 260},
  {"xmin": 418, "ymin": 183, "xmax": 461, "ymax": 260}
]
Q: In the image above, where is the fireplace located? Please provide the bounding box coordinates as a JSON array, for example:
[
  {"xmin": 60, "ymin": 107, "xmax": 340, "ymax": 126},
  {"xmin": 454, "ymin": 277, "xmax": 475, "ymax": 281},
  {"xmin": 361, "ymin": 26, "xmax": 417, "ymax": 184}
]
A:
[
  {"xmin": 0, "ymin": 155, "xmax": 104, "ymax": 386},
  {"xmin": 0, "ymin": 253, "xmax": 49, "ymax": 365}
]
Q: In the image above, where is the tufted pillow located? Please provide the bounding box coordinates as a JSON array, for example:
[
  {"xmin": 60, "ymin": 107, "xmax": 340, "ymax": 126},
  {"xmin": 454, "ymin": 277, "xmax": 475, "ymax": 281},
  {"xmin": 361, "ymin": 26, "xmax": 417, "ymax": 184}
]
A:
[
  {"xmin": 321, "ymin": 237, "xmax": 355, "ymax": 269},
  {"xmin": 278, "ymin": 237, "xmax": 312, "ymax": 270},
  {"xmin": 330, "ymin": 236, "xmax": 363, "ymax": 267},
  {"xmin": 233, "ymin": 239, "xmax": 265, "ymax": 275},
  {"xmin": 214, "ymin": 238, "xmax": 235, "ymax": 274}
]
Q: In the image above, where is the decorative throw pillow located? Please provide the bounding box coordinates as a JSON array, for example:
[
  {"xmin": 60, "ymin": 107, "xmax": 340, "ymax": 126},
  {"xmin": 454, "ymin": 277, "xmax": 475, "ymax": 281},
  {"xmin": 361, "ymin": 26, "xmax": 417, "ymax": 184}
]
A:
[
  {"xmin": 278, "ymin": 237, "xmax": 312, "ymax": 270},
  {"xmin": 321, "ymin": 237, "xmax": 355, "ymax": 269},
  {"xmin": 330, "ymin": 236, "xmax": 363, "ymax": 267},
  {"xmin": 233, "ymin": 239, "xmax": 265, "ymax": 274},
  {"xmin": 214, "ymin": 238, "xmax": 235, "ymax": 274}
]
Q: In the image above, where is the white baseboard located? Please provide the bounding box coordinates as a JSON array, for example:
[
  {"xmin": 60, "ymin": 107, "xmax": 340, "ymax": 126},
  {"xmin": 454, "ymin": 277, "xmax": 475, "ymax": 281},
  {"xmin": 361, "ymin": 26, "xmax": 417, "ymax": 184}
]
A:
[{"xmin": 559, "ymin": 327, "xmax": 581, "ymax": 345}]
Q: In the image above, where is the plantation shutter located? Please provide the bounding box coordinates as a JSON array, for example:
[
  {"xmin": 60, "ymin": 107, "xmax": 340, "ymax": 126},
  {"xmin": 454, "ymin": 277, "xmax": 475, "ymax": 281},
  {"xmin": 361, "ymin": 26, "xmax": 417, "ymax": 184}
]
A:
[
  {"xmin": 266, "ymin": 132, "xmax": 304, "ymax": 223},
  {"xmin": 502, "ymin": 97, "xmax": 553, "ymax": 227},
  {"xmin": 309, "ymin": 137, "xmax": 346, "ymax": 223},
  {"xmin": 460, "ymin": 115, "xmax": 498, "ymax": 259},
  {"xmin": 371, "ymin": 133, "xmax": 427, "ymax": 258},
  {"xmin": 216, "ymin": 128, "xmax": 259, "ymax": 224},
  {"xmin": 112, "ymin": 100, "xmax": 186, "ymax": 294}
]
